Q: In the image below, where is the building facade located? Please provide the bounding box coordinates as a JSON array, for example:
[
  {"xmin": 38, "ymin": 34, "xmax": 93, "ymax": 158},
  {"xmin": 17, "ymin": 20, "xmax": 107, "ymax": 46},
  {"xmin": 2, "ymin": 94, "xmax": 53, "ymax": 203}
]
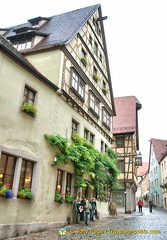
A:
[
  {"xmin": 159, "ymin": 153, "xmax": 167, "ymax": 209},
  {"xmin": 148, "ymin": 138, "xmax": 167, "ymax": 207},
  {"xmin": 0, "ymin": 5, "xmax": 116, "ymax": 238},
  {"xmin": 111, "ymin": 96, "xmax": 142, "ymax": 213},
  {"xmin": 136, "ymin": 162, "xmax": 149, "ymax": 206}
]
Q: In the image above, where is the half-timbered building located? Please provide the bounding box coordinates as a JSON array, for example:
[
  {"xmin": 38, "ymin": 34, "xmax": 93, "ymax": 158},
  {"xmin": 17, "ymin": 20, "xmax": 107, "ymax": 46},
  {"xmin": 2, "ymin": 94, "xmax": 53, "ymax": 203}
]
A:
[
  {"xmin": 0, "ymin": 4, "xmax": 116, "ymax": 238},
  {"xmin": 111, "ymin": 96, "xmax": 142, "ymax": 213}
]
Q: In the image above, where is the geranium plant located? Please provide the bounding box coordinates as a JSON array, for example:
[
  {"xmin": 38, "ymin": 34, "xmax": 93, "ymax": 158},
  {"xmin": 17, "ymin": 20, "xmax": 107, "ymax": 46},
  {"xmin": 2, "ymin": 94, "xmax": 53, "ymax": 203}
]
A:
[
  {"xmin": 0, "ymin": 183, "xmax": 14, "ymax": 199},
  {"xmin": 21, "ymin": 102, "xmax": 37, "ymax": 116},
  {"xmin": 65, "ymin": 193, "xmax": 77, "ymax": 204},
  {"xmin": 17, "ymin": 187, "xmax": 35, "ymax": 200},
  {"xmin": 55, "ymin": 192, "xmax": 65, "ymax": 203}
]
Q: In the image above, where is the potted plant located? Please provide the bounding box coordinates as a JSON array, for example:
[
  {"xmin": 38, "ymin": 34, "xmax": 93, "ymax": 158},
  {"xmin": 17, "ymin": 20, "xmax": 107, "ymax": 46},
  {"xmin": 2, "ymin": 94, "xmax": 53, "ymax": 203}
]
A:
[
  {"xmin": 0, "ymin": 184, "xmax": 14, "ymax": 198},
  {"xmin": 20, "ymin": 102, "xmax": 37, "ymax": 116},
  {"xmin": 81, "ymin": 57, "xmax": 88, "ymax": 66},
  {"xmin": 17, "ymin": 187, "xmax": 35, "ymax": 200},
  {"xmin": 93, "ymin": 74, "xmax": 99, "ymax": 82}
]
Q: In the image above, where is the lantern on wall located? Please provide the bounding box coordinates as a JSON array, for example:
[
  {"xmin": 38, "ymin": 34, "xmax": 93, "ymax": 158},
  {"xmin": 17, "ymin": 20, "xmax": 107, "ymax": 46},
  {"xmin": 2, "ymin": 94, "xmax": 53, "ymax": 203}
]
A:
[{"xmin": 135, "ymin": 153, "xmax": 142, "ymax": 166}]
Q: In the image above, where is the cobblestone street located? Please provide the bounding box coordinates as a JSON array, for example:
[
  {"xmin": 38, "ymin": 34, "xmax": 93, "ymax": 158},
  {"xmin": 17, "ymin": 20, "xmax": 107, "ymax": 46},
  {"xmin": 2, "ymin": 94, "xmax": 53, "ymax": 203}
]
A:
[{"xmin": 8, "ymin": 207, "xmax": 167, "ymax": 240}]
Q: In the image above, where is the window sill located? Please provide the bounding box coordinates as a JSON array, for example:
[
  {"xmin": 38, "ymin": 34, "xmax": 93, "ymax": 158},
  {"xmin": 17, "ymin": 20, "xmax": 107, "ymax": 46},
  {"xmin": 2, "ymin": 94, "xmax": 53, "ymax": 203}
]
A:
[
  {"xmin": 102, "ymin": 122, "xmax": 110, "ymax": 131},
  {"xmin": 70, "ymin": 87, "xmax": 85, "ymax": 103},
  {"xmin": 89, "ymin": 107, "xmax": 99, "ymax": 119}
]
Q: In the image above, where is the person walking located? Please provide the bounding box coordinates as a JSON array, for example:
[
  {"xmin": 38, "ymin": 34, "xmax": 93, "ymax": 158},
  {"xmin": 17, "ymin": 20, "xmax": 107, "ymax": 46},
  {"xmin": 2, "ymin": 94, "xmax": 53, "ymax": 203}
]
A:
[
  {"xmin": 90, "ymin": 198, "xmax": 96, "ymax": 221},
  {"xmin": 138, "ymin": 199, "xmax": 143, "ymax": 213},
  {"xmin": 148, "ymin": 199, "xmax": 153, "ymax": 213}
]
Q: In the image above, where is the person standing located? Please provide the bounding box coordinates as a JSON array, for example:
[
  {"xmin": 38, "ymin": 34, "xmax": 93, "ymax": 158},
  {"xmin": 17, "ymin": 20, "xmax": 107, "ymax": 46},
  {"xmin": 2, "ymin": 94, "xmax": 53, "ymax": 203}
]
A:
[
  {"xmin": 90, "ymin": 198, "xmax": 96, "ymax": 221},
  {"xmin": 80, "ymin": 197, "xmax": 86, "ymax": 221},
  {"xmin": 83, "ymin": 197, "xmax": 89, "ymax": 226},
  {"xmin": 138, "ymin": 199, "xmax": 143, "ymax": 213},
  {"xmin": 76, "ymin": 198, "xmax": 83, "ymax": 224},
  {"xmin": 148, "ymin": 199, "xmax": 153, "ymax": 213}
]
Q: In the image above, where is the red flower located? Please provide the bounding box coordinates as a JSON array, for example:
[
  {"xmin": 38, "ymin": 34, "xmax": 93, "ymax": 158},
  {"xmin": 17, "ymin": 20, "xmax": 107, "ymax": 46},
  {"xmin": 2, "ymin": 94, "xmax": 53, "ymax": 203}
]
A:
[
  {"xmin": 56, "ymin": 190, "xmax": 60, "ymax": 192},
  {"xmin": 60, "ymin": 193, "xmax": 65, "ymax": 195},
  {"xmin": 6, "ymin": 184, "xmax": 10, "ymax": 186},
  {"xmin": 73, "ymin": 194, "xmax": 77, "ymax": 196}
]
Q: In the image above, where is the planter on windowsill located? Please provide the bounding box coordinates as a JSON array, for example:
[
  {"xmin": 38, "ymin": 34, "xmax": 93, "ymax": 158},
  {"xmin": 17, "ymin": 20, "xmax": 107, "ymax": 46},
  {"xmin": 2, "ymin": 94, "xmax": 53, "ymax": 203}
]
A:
[
  {"xmin": 81, "ymin": 57, "xmax": 88, "ymax": 67},
  {"xmin": 93, "ymin": 74, "xmax": 100, "ymax": 82},
  {"xmin": 102, "ymin": 88, "xmax": 109, "ymax": 95},
  {"xmin": 20, "ymin": 102, "xmax": 37, "ymax": 117},
  {"xmin": 17, "ymin": 187, "xmax": 35, "ymax": 200},
  {"xmin": 0, "ymin": 184, "xmax": 14, "ymax": 199}
]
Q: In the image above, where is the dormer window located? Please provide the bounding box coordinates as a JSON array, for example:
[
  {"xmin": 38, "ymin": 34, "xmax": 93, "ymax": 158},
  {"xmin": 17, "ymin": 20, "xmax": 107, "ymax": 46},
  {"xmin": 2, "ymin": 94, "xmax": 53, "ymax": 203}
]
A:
[
  {"xmin": 13, "ymin": 39, "xmax": 32, "ymax": 50},
  {"xmin": 32, "ymin": 21, "xmax": 39, "ymax": 28},
  {"xmin": 28, "ymin": 16, "xmax": 50, "ymax": 28}
]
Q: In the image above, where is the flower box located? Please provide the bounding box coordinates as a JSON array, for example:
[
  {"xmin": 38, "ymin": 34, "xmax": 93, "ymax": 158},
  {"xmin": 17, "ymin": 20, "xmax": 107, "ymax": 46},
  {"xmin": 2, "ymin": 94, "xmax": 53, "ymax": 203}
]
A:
[
  {"xmin": 102, "ymin": 88, "xmax": 109, "ymax": 95},
  {"xmin": 20, "ymin": 102, "xmax": 37, "ymax": 116},
  {"xmin": 93, "ymin": 74, "xmax": 100, "ymax": 82},
  {"xmin": 81, "ymin": 57, "xmax": 88, "ymax": 66},
  {"xmin": 17, "ymin": 187, "xmax": 35, "ymax": 200},
  {"xmin": 0, "ymin": 184, "xmax": 14, "ymax": 199}
]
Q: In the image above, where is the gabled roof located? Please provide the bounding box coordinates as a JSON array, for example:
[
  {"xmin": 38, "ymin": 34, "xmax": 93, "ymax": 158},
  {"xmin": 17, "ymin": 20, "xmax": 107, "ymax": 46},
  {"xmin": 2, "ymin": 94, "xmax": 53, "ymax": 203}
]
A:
[
  {"xmin": 3, "ymin": 4, "xmax": 100, "ymax": 49},
  {"xmin": 150, "ymin": 138, "xmax": 167, "ymax": 163},
  {"xmin": 137, "ymin": 162, "xmax": 149, "ymax": 177},
  {"xmin": 113, "ymin": 96, "xmax": 142, "ymax": 134},
  {"xmin": 0, "ymin": 35, "xmax": 58, "ymax": 92}
]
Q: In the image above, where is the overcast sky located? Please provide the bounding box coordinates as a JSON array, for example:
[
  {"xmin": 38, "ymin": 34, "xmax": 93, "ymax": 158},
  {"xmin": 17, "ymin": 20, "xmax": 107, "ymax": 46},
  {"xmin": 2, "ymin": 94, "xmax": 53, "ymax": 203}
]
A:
[{"xmin": 1, "ymin": 0, "xmax": 167, "ymax": 162}]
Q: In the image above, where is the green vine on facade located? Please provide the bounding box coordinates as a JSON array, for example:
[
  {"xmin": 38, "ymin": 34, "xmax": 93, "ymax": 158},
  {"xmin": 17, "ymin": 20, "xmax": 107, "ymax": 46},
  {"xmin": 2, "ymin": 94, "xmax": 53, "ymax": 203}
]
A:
[{"xmin": 44, "ymin": 133, "xmax": 120, "ymax": 196}]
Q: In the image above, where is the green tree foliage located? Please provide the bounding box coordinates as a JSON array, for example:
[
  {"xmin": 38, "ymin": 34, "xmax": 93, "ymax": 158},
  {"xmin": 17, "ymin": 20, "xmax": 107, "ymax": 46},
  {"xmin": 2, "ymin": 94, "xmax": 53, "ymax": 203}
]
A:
[{"xmin": 44, "ymin": 133, "xmax": 120, "ymax": 195}]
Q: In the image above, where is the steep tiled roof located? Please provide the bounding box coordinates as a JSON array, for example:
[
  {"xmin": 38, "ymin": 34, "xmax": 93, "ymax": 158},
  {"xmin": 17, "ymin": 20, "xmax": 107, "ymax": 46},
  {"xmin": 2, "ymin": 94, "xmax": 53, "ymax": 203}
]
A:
[
  {"xmin": 137, "ymin": 162, "xmax": 149, "ymax": 177},
  {"xmin": 3, "ymin": 4, "xmax": 100, "ymax": 50},
  {"xmin": 151, "ymin": 138, "xmax": 167, "ymax": 163},
  {"xmin": 113, "ymin": 96, "xmax": 142, "ymax": 134}
]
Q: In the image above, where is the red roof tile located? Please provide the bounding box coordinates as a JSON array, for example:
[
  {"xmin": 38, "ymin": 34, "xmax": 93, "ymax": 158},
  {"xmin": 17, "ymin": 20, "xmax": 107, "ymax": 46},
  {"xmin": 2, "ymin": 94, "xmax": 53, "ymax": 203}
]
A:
[
  {"xmin": 151, "ymin": 138, "xmax": 167, "ymax": 162},
  {"xmin": 113, "ymin": 96, "xmax": 142, "ymax": 134}
]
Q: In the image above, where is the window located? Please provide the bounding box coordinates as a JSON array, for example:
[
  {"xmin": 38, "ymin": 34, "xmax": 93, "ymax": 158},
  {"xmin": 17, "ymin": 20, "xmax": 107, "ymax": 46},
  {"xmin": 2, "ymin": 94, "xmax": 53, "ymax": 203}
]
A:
[
  {"xmin": 90, "ymin": 92, "xmax": 100, "ymax": 116},
  {"xmin": 0, "ymin": 153, "xmax": 16, "ymax": 186},
  {"xmin": 102, "ymin": 81, "xmax": 106, "ymax": 89},
  {"xmin": 105, "ymin": 144, "xmax": 108, "ymax": 153},
  {"xmin": 93, "ymin": 66, "xmax": 97, "ymax": 76},
  {"xmin": 102, "ymin": 108, "xmax": 110, "ymax": 128},
  {"xmin": 94, "ymin": 42, "xmax": 98, "ymax": 56},
  {"xmin": 19, "ymin": 160, "xmax": 34, "ymax": 188},
  {"xmin": 71, "ymin": 70, "xmax": 85, "ymax": 99},
  {"xmin": 89, "ymin": 35, "xmax": 92, "ymax": 45},
  {"xmin": 56, "ymin": 170, "xmax": 63, "ymax": 192},
  {"xmin": 84, "ymin": 129, "xmax": 89, "ymax": 140},
  {"xmin": 101, "ymin": 141, "xmax": 104, "ymax": 152},
  {"xmin": 84, "ymin": 128, "xmax": 94, "ymax": 145},
  {"xmin": 13, "ymin": 39, "xmax": 32, "ymax": 50},
  {"xmin": 116, "ymin": 136, "xmax": 125, "ymax": 148},
  {"xmin": 23, "ymin": 85, "xmax": 36, "ymax": 104},
  {"xmin": 81, "ymin": 48, "xmax": 86, "ymax": 58},
  {"xmin": 72, "ymin": 120, "xmax": 78, "ymax": 135},
  {"xmin": 90, "ymin": 133, "xmax": 94, "ymax": 145},
  {"xmin": 100, "ymin": 53, "xmax": 102, "ymax": 62},
  {"xmin": 66, "ymin": 173, "xmax": 72, "ymax": 194}
]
